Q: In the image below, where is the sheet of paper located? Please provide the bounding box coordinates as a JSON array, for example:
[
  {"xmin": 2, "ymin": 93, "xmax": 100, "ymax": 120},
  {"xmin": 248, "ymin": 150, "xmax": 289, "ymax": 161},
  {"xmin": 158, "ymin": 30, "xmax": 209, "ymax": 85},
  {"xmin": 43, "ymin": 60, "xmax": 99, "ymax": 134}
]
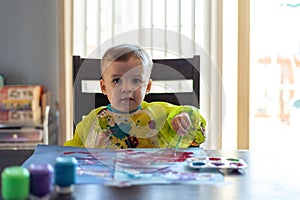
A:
[
  {"xmin": 22, "ymin": 145, "xmax": 224, "ymax": 187},
  {"xmin": 108, "ymin": 148, "xmax": 224, "ymax": 186},
  {"xmin": 22, "ymin": 145, "xmax": 115, "ymax": 184}
]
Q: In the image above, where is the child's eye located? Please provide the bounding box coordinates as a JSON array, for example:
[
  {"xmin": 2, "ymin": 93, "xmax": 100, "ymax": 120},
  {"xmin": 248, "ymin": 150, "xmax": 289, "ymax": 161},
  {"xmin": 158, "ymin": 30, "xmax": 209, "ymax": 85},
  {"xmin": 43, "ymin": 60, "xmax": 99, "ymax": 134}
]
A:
[
  {"xmin": 113, "ymin": 78, "xmax": 121, "ymax": 84},
  {"xmin": 132, "ymin": 78, "xmax": 142, "ymax": 84}
]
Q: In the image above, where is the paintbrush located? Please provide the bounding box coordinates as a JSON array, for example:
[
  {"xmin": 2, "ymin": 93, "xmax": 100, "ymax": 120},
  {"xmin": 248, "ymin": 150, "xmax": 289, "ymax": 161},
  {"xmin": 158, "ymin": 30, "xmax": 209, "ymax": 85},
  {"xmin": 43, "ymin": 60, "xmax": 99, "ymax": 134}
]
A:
[{"xmin": 174, "ymin": 136, "xmax": 182, "ymax": 156}]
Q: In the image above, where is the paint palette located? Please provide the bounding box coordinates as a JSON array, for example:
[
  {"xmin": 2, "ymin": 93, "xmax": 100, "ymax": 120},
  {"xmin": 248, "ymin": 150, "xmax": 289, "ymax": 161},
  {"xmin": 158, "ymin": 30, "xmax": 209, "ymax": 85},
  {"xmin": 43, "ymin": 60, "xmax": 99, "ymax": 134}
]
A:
[{"xmin": 186, "ymin": 157, "xmax": 247, "ymax": 170}]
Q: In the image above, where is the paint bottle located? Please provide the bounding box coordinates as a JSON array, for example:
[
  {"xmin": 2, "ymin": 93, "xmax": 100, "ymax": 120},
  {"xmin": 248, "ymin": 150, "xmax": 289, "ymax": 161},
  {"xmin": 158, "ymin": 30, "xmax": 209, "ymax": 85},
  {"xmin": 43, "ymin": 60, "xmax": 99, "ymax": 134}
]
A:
[
  {"xmin": 1, "ymin": 166, "xmax": 30, "ymax": 200},
  {"xmin": 54, "ymin": 157, "xmax": 78, "ymax": 195},
  {"xmin": 28, "ymin": 163, "xmax": 54, "ymax": 199}
]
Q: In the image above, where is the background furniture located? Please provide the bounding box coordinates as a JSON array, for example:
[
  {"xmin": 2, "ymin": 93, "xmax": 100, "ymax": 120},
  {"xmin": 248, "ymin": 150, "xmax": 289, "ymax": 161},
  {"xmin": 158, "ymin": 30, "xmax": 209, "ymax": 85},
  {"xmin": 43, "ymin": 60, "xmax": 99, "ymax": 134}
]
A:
[
  {"xmin": 0, "ymin": 105, "xmax": 60, "ymax": 149},
  {"xmin": 73, "ymin": 55, "xmax": 200, "ymax": 127},
  {"xmin": 0, "ymin": 106, "xmax": 50, "ymax": 149}
]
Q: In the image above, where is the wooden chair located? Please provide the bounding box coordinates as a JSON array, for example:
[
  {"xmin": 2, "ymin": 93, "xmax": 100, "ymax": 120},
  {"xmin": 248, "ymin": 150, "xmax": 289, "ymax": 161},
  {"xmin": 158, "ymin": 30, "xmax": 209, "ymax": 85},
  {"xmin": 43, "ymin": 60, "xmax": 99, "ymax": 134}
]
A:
[{"xmin": 73, "ymin": 55, "xmax": 200, "ymax": 127}]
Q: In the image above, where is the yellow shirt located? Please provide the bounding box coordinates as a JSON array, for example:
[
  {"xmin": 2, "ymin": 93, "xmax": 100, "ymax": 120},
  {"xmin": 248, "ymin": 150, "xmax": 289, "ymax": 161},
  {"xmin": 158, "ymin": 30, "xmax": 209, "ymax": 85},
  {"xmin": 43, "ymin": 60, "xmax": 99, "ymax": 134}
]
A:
[{"xmin": 64, "ymin": 101, "xmax": 206, "ymax": 149}]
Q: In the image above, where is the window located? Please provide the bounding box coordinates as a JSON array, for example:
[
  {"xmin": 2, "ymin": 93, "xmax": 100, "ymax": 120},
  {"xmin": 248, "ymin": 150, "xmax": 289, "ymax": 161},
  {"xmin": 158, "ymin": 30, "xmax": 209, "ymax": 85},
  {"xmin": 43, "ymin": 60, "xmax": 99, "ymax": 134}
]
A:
[
  {"xmin": 73, "ymin": 0, "xmax": 207, "ymax": 59},
  {"xmin": 250, "ymin": 0, "xmax": 300, "ymax": 150}
]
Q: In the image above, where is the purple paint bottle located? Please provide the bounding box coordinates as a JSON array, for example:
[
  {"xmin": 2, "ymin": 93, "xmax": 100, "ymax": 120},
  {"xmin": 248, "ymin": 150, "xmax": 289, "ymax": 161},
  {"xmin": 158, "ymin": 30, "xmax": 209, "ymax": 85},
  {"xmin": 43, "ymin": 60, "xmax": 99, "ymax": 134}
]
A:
[{"xmin": 28, "ymin": 163, "xmax": 54, "ymax": 199}]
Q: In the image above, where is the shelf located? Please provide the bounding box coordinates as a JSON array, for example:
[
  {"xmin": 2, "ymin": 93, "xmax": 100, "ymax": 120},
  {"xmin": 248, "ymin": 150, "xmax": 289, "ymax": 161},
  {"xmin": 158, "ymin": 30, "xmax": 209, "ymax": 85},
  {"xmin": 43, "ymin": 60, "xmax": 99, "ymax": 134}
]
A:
[
  {"xmin": 0, "ymin": 105, "xmax": 51, "ymax": 149},
  {"xmin": 0, "ymin": 142, "xmax": 41, "ymax": 150},
  {"xmin": 0, "ymin": 121, "xmax": 43, "ymax": 128}
]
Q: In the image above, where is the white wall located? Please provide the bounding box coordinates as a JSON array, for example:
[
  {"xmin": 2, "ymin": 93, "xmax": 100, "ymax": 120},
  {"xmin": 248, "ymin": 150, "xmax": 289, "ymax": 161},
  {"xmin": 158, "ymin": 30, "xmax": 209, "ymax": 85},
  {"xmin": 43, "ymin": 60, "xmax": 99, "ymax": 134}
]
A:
[{"xmin": 0, "ymin": 0, "xmax": 59, "ymax": 104}]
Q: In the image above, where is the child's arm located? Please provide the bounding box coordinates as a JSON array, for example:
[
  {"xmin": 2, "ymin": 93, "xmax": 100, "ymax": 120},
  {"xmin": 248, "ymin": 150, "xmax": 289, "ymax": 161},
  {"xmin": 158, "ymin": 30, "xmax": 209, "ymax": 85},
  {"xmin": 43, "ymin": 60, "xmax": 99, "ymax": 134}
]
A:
[
  {"xmin": 168, "ymin": 104, "xmax": 206, "ymax": 146},
  {"xmin": 64, "ymin": 129, "xmax": 84, "ymax": 147},
  {"xmin": 64, "ymin": 107, "xmax": 103, "ymax": 147},
  {"xmin": 148, "ymin": 101, "xmax": 206, "ymax": 148}
]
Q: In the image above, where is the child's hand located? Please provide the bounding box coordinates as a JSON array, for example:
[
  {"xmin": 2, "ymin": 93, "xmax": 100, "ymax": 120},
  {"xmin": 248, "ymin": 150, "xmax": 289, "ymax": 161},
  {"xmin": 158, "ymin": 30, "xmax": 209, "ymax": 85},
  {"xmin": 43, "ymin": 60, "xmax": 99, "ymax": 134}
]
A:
[{"xmin": 171, "ymin": 112, "xmax": 191, "ymax": 136}]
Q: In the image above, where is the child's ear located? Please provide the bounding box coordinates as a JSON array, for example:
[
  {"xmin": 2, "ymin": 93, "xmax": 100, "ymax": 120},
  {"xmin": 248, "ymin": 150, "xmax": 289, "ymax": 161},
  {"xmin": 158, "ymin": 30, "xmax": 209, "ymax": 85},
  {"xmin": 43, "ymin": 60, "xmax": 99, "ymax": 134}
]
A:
[
  {"xmin": 100, "ymin": 79, "xmax": 107, "ymax": 95},
  {"xmin": 146, "ymin": 79, "xmax": 152, "ymax": 94}
]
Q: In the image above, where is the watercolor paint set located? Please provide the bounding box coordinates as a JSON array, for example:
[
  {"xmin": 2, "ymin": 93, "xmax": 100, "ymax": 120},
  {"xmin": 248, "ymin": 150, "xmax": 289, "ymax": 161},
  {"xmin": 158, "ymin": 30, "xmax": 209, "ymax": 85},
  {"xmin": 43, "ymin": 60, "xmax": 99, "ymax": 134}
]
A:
[{"xmin": 186, "ymin": 156, "xmax": 247, "ymax": 170}]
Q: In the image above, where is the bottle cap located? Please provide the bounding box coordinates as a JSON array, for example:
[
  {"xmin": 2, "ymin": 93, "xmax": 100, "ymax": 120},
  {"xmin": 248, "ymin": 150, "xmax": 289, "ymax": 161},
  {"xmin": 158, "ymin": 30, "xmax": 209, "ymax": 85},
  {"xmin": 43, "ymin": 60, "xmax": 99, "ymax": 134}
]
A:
[
  {"xmin": 1, "ymin": 166, "xmax": 30, "ymax": 200},
  {"xmin": 28, "ymin": 163, "xmax": 54, "ymax": 197},
  {"xmin": 54, "ymin": 157, "xmax": 78, "ymax": 194}
]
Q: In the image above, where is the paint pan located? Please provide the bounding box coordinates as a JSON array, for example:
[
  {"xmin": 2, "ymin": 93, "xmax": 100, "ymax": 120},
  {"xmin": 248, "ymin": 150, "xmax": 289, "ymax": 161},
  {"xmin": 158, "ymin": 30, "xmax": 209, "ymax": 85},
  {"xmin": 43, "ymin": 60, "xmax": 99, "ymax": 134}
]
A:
[{"xmin": 187, "ymin": 156, "xmax": 247, "ymax": 170}]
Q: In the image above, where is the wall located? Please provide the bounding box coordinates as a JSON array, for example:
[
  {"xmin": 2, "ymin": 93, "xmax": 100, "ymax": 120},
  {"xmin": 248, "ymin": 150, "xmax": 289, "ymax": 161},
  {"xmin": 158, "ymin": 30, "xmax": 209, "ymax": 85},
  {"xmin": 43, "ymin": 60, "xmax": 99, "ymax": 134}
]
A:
[{"xmin": 0, "ymin": 0, "xmax": 59, "ymax": 104}]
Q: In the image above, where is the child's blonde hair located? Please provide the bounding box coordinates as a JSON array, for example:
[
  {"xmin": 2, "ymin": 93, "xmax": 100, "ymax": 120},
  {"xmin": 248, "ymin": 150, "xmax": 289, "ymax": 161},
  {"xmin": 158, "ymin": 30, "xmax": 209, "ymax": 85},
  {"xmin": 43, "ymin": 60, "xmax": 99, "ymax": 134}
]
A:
[{"xmin": 101, "ymin": 44, "xmax": 153, "ymax": 77}]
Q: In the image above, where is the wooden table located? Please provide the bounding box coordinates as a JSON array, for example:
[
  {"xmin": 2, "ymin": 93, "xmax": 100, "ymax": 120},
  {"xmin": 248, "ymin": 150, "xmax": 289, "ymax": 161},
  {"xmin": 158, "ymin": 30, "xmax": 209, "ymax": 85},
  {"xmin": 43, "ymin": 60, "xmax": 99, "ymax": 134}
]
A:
[{"xmin": 1, "ymin": 148, "xmax": 299, "ymax": 200}]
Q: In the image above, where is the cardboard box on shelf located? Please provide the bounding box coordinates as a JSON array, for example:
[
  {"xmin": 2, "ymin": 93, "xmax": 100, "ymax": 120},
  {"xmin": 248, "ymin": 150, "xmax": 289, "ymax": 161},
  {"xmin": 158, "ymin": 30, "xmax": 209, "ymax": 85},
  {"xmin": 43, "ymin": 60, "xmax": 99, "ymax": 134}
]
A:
[
  {"xmin": 0, "ymin": 85, "xmax": 42, "ymax": 101},
  {"xmin": 0, "ymin": 98, "xmax": 40, "ymax": 111},
  {"xmin": 0, "ymin": 106, "xmax": 42, "ymax": 123}
]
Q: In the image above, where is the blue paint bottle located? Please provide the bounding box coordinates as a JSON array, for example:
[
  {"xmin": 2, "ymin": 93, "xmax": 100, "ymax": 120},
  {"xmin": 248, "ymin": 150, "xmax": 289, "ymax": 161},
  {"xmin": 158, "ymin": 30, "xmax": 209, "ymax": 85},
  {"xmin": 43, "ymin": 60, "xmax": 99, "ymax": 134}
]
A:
[{"xmin": 54, "ymin": 157, "xmax": 78, "ymax": 194}]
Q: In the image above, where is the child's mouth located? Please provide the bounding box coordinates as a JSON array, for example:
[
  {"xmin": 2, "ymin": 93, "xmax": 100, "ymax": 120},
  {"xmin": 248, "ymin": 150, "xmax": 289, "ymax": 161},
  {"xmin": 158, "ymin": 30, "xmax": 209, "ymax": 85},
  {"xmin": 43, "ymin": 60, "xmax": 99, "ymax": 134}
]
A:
[{"xmin": 120, "ymin": 97, "xmax": 133, "ymax": 101}]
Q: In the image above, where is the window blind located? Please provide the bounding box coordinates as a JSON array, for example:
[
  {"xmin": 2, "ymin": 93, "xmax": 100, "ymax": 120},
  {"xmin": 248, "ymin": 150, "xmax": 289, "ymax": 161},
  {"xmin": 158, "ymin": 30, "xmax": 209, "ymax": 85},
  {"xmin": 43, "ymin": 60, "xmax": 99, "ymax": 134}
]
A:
[{"xmin": 73, "ymin": 0, "xmax": 207, "ymax": 59}]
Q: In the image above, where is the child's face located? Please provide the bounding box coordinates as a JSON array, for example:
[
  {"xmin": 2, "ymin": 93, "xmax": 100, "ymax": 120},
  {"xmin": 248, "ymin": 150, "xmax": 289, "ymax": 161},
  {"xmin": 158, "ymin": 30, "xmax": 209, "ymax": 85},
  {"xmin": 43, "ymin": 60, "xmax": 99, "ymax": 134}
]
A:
[{"xmin": 100, "ymin": 57, "xmax": 152, "ymax": 112}]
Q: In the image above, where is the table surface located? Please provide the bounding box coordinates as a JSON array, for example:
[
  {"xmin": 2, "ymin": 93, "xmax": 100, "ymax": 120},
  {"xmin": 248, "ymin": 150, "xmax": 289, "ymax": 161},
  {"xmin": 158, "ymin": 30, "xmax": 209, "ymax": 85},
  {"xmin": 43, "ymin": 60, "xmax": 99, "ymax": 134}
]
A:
[{"xmin": 1, "ymin": 148, "xmax": 299, "ymax": 200}]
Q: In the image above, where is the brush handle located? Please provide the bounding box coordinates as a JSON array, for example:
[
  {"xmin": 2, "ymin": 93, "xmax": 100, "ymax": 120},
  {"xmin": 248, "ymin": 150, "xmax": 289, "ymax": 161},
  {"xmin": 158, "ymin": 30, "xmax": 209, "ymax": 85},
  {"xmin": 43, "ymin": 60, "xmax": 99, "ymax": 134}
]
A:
[{"xmin": 174, "ymin": 136, "xmax": 182, "ymax": 153}]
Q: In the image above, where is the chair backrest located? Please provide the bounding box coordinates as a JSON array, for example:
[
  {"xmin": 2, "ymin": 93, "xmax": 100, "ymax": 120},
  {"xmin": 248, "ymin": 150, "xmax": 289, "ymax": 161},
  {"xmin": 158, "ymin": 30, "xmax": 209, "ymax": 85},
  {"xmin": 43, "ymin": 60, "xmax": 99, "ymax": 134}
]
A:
[{"xmin": 73, "ymin": 55, "xmax": 200, "ymax": 126}]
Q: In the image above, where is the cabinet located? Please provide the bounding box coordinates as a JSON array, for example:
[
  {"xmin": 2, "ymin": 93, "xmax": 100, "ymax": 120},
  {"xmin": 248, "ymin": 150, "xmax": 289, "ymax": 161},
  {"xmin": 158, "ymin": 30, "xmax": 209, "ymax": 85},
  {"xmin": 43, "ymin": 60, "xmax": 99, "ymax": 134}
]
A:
[{"xmin": 0, "ymin": 106, "xmax": 49, "ymax": 149}]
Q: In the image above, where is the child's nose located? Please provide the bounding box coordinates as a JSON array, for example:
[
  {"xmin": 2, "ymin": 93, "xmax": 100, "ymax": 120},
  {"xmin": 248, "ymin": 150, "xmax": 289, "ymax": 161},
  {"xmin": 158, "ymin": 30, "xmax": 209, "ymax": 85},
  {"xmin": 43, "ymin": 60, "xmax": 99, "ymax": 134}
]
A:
[{"xmin": 121, "ymin": 81, "xmax": 134, "ymax": 92}]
